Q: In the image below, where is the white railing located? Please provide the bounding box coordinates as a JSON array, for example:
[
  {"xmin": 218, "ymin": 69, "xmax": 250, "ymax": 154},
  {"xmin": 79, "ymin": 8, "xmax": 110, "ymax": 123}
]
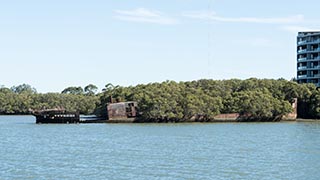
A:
[
  {"xmin": 311, "ymin": 57, "xmax": 320, "ymax": 60},
  {"xmin": 298, "ymin": 39, "xmax": 320, "ymax": 44},
  {"xmin": 298, "ymin": 41, "xmax": 307, "ymax": 44},
  {"xmin": 298, "ymin": 58, "xmax": 307, "ymax": 61},
  {"xmin": 310, "ymin": 66, "xmax": 320, "ymax": 69},
  {"xmin": 298, "ymin": 66, "xmax": 307, "ymax": 70},
  {"xmin": 298, "ymin": 49, "xmax": 307, "ymax": 53},
  {"xmin": 298, "ymin": 75, "xmax": 307, "ymax": 78},
  {"xmin": 309, "ymin": 48, "xmax": 320, "ymax": 52}
]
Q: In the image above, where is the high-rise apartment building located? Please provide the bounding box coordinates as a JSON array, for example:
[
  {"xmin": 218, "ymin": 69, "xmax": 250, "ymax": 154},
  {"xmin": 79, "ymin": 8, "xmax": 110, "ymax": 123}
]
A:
[{"xmin": 297, "ymin": 31, "xmax": 320, "ymax": 87}]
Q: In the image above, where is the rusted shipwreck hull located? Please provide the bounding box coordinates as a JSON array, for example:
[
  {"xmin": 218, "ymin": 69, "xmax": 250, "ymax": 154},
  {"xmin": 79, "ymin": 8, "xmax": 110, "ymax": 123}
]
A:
[{"xmin": 107, "ymin": 101, "xmax": 138, "ymax": 123}]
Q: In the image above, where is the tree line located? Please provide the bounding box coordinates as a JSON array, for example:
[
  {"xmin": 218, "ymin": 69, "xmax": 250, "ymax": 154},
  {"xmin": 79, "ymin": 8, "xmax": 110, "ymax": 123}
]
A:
[
  {"xmin": 0, "ymin": 78, "xmax": 320, "ymax": 120},
  {"xmin": 0, "ymin": 84, "xmax": 99, "ymax": 115}
]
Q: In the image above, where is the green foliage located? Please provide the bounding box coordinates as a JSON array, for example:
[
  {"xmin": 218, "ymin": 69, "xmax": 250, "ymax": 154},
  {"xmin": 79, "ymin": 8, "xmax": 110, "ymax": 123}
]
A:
[
  {"xmin": 233, "ymin": 90, "xmax": 292, "ymax": 120},
  {"xmin": 11, "ymin": 84, "xmax": 37, "ymax": 94},
  {"xmin": 97, "ymin": 79, "xmax": 302, "ymax": 121},
  {"xmin": 84, "ymin": 84, "xmax": 98, "ymax": 96},
  {"xmin": 0, "ymin": 84, "xmax": 98, "ymax": 115},
  {"xmin": 0, "ymin": 79, "xmax": 319, "ymax": 120},
  {"xmin": 61, "ymin": 86, "xmax": 84, "ymax": 95}
]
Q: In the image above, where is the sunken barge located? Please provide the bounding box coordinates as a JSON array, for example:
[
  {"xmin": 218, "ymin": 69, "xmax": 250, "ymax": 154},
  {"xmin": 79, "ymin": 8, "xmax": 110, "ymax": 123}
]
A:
[{"xmin": 32, "ymin": 101, "xmax": 138, "ymax": 124}]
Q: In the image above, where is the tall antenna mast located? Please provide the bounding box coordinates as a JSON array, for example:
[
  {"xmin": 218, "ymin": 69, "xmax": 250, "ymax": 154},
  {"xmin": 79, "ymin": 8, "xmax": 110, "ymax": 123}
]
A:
[{"xmin": 207, "ymin": 0, "xmax": 213, "ymax": 78}]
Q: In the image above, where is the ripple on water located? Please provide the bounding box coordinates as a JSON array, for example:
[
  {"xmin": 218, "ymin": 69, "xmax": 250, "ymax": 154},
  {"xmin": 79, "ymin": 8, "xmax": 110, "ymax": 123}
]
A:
[{"xmin": 1, "ymin": 117, "xmax": 320, "ymax": 180}]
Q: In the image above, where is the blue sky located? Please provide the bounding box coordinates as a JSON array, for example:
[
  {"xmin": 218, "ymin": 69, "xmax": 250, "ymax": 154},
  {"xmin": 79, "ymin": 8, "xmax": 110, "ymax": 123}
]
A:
[{"xmin": 0, "ymin": 0, "xmax": 319, "ymax": 92}]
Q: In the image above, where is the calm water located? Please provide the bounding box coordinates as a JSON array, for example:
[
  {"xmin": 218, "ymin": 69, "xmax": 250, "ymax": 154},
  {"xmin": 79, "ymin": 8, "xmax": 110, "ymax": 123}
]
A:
[{"xmin": 1, "ymin": 116, "xmax": 320, "ymax": 180}]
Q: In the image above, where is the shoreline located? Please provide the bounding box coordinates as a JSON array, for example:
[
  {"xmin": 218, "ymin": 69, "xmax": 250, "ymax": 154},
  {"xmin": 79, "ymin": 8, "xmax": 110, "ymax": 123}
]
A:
[
  {"xmin": 296, "ymin": 118, "xmax": 320, "ymax": 122},
  {"xmin": 1, "ymin": 114, "xmax": 319, "ymax": 123}
]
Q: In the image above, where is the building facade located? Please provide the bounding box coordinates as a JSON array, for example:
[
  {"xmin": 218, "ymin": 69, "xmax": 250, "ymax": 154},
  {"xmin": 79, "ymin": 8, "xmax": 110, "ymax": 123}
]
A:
[{"xmin": 297, "ymin": 31, "xmax": 320, "ymax": 87}]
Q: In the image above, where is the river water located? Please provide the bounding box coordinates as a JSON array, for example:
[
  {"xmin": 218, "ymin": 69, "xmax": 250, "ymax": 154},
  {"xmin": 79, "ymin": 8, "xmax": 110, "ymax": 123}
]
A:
[{"xmin": 1, "ymin": 116, "xmax": 320, "ymax": 180}]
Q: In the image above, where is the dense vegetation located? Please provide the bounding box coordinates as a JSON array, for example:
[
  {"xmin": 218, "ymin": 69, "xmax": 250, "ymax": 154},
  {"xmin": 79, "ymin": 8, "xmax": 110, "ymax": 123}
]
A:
[
  {"xmin": 0, "ymin": 84, "xmax": 99, "ymax": 115},
  {"xmin": 1, "ymin": 78, "xmax": 320, "ymax": 121}
]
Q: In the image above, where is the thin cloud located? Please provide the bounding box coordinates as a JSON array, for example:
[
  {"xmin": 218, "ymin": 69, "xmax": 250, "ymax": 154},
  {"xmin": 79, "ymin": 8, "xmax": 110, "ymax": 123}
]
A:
[
  {"xmin": 114, "ymin": 8, "xmax": 177, "ymax": 25},
  {"xmin": 183, "ymin": 11, "xmax": 304, "ymax": 24},
  {"xmin": 233, "ymin": 37, "xmax": 276, "ymax": 48},
  {"xmin": 248, "ymin": 38, "xmax": 273, "ymax": 47},
  {"xmin": 281, "ymin": 25, "xmax": 320, "ymax": 33}
]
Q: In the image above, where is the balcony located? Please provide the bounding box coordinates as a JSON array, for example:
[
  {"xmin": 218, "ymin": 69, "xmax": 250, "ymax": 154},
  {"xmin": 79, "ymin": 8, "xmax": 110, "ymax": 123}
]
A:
[
  {"xmin": 310, "ymin": 57, "xmax": 320, "ymax": 60},
  {"xmin": 298, "ymin": 41, "xmax": 307, "ymax": 45},
  {"xmin": 313, "ymin": 39, "xmax": 320, "ymax": 43},
  {"xmin": 298, "ymin": 66, "xmax": 307, "ymax": 70},
  {"xmin": 298, "ymin": 57, "xmax": 307, "ymax": 62},
  {"xmin": 308, "ymin": 39, "xmax": 320, "ymax": 44},
  {"xmin": 297, "ymin": 39, "xmax": 320, "ymax": 45},
  {"xmin": 309, "ymin": 65, "xmax": 320, "ymax": 69},
  {"xmin": 298, "ymin": 32, "xmax": 320, "ymax": 37},
  {"xmin": 309, "ymin": 48, "xmax": 320, "ymax": 52},
  {"xmin": 298, "ymin": 75, "xmax": 308, "ymax": 78},
  {"xmin": 313, "ymin": 74, "xmax": 320, "ymax": 78},
  {"xmin": 297, "ymin": 49, "xmax": 307, "ymax": 53}
]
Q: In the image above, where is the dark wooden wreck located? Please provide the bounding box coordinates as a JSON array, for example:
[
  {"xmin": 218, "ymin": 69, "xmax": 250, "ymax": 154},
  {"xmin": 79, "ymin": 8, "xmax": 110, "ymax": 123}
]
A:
[
  {"xmin": 31, "ymin": 101, "xmax": 139, "ymax": 124},
  {"xmin": 32, "ymin": 108, "xmax": 80, "ymax": 124}
]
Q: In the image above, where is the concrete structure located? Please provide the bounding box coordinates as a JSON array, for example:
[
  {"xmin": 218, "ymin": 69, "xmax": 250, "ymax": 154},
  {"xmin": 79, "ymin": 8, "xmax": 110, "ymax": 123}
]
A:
[{"xmin": 297, "ymin": 31, "xmax": 320, "ymax": 87}]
